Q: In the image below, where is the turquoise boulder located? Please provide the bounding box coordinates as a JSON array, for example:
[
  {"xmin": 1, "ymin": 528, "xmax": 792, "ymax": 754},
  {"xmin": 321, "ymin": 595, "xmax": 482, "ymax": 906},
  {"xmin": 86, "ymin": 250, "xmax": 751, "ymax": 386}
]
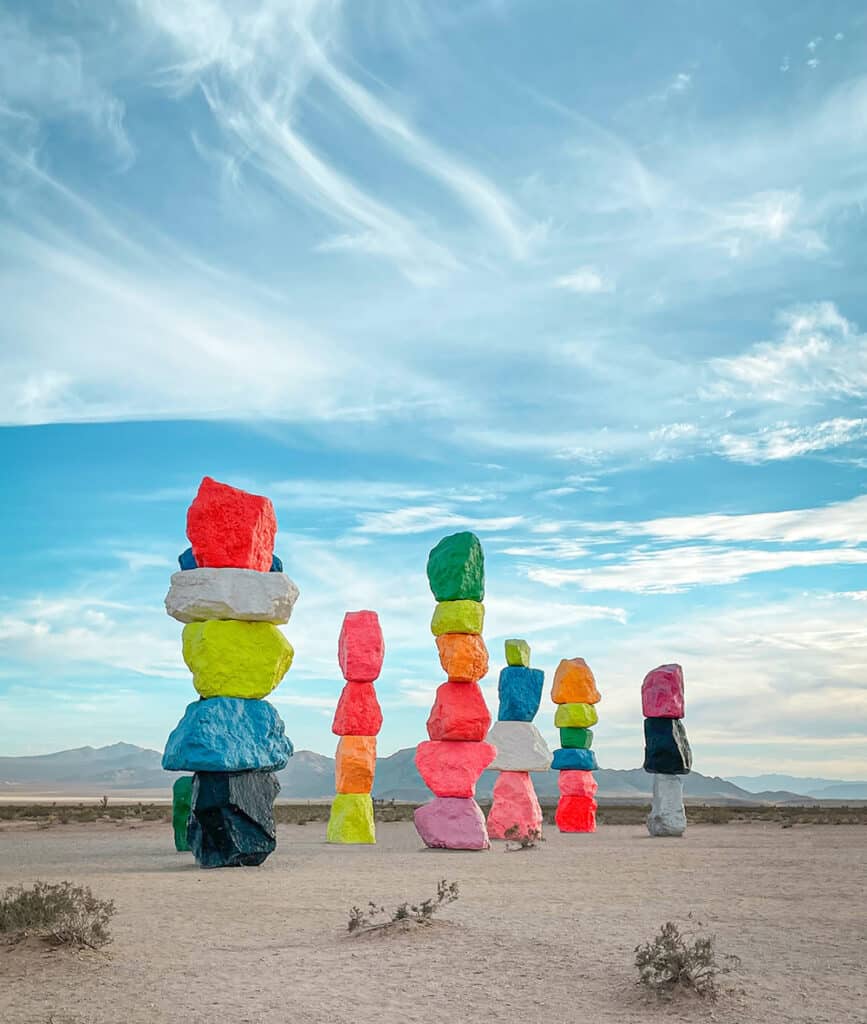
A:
[
  {"xmin": 497, "ymin": 666, "xmax": 544, "ymax": 722},
  {"xmin": 162, "ymin": 698, "xmax": 293, "ymax": 772},
  {"xmin": 179, "ymin": 547, "xmax": 283, "ymax": 572},
  {"xmin": 552, "ymin": 747, "xmax": 598, "ymax": 771}
]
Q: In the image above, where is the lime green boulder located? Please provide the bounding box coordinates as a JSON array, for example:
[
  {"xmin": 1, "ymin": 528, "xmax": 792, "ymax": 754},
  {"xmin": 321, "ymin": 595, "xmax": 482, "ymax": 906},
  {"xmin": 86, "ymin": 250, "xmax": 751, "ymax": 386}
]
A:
[
  {"xmin": 560, "ymin": 727, "xmax": 593, "ymax": 749},
  {"xmin": 172, "ymin": 776, "xmax": 193, "ymax": 852},
  {"xmin": 554, "ymin": 702, "xmax": 599, "ymax": 729},
  {"xmin": 431, "ymin": 600, "xmax": 484, "ymax": 637},
  {"xmin": 182, "ymin": 620, "xmax": 294, "ymax": 699},
  {"xmin": 426, "ymin": 532, "xmax": 485, "ymax": 602},
  {"xmin": 326, "ymin": 793, "xmax": 375, "ymax": 844},
  {"xmin": 504, "ymin": 638, "xmax": 531, "ymax": 667}
]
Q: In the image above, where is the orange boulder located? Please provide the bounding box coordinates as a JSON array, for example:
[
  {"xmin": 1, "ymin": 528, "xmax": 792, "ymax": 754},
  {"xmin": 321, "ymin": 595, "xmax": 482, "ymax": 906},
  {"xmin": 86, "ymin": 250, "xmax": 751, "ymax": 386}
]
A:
[
  {"xmin": 435, "ymin": 633, "xmax": 489, "ymax": 682},
  {"xmin": 551, "ymin": 657, "xmax": 600, "ymax": 704},
  {"xmin": 335, "ymin": 735, "xmax": 376, "ymax": 794}
]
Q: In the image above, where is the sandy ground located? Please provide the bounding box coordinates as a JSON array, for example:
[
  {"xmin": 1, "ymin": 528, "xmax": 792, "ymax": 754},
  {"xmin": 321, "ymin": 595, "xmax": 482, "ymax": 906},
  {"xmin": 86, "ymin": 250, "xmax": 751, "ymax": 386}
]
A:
[{"xmin": 0, "ymin": 821, "xmax": 864, "ymax": 1024}]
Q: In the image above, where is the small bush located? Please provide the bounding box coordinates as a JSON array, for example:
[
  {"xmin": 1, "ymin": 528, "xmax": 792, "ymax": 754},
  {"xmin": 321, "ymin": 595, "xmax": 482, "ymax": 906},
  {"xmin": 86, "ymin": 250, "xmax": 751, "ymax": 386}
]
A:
[
  {"xmin": 635, "ymin": 919, "xmax": 738, "ymax": 1001},
  {"xmin": 0, "ymin": 881, "xmax": 116, "ymax": 949},
  {"xmin": 348, "ymin": 879, "xmax": 459, "ymax": 935},
  {"xmin": 503, "ymin": 825, "xmax": 544, "ymax": 851}
]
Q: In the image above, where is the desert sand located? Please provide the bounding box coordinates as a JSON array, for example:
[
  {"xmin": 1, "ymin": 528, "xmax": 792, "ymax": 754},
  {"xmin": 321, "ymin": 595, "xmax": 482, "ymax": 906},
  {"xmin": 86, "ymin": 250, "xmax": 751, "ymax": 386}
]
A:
[{"xmin": 1, "ymin": 821, "xmax": 864, "ymax": 1024}]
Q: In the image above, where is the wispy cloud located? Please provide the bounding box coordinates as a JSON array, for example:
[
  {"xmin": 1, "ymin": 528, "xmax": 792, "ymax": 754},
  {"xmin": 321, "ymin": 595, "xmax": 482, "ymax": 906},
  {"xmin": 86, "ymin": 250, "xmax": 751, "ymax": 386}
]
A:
[
  {"xmin": 553, "ymin": 266, "xmax": 614, "ymax": 293},
  {"xmin": 355, "ymin": 505, "xmax": 524, "ymax": 535}
]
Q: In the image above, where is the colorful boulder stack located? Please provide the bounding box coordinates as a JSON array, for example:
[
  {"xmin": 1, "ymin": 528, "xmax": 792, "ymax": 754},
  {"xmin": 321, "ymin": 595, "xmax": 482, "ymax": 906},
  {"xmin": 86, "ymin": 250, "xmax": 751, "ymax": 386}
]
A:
[
  {"xmin": 162, "ymin": 476, "xmax": 298, "ymax": 868},
  {"xmin": 327, "ymin": 610, "xmax": 384, "ymax": 845},
  {"xmin": 486, "ymin": 639, "xmax": 551, "ymax": 840},
  {"xmin": 551, "ymin": 658, "xmax": 601, "ymax": 832},
  {"xmin": 414, "ymin": 532, "xmax": 496, "ymax": 851},
  {"xmin": 643, "ymin": 663, "xmax": 691, "ymax": 837}
]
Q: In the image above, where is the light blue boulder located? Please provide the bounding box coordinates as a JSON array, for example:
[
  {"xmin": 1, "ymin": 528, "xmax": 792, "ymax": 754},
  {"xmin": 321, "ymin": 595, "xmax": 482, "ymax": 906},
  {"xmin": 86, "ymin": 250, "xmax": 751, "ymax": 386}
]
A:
[
  {"xmin": 162, "ymin": 698, "xmax": 293, "ymax": 772},
  {"xmin": 178, "ymin": 547, "xmax": 283, "ymax": 572},
  {"xmin": 497, "ymin": 666, "xmax": 544, "ymax": 722},
  {"xmin": 551, "ymin": 747, "xmax": 598, "ymax": 771}
]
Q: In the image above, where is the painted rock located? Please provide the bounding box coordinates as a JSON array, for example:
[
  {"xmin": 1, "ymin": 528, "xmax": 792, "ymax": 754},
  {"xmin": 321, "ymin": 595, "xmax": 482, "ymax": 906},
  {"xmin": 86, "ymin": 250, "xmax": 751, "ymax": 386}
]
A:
[
  {"xmin": 166, "ymin": 568, "xmax": 299, "ymax": 624},
  {"xmin": 551, "ymin": 747, "xmax": 598, "ymax": 771},
  {"xmin": 644, "ymin": 718, "xmax": 692, "ymax": 774},
  {"xmin": 555, "ymin": 794, "xmax": 597, "ymax": 833},
  {"xmin": 427, "ymin": 681, "xmax": 491, "ymax": 742},
  {"xmin": 335, "ymin": 735, "xmax": 376, "ymax": 794},
  {"xmin": 187, "ymin": 770, "xmax": 279, "ymax": 868},
  {"xmin": 551, "ymin": 657, "xmax": 601, "ymax": 704},
  {"xmin": 178, "ymin": 548, "xmax": 283, "ymax": 572},
  {"xmin": 497, "ymin": 666, "xmax": 544, "ymax": 722},
  {"xmin": 554, "ymin": 702, "xmax": 599, "ymax": 729},
  {"xmin": 487, "ymin": 721, "xmax": 552, "ymax": 771},
  {"xmin": 558, "ymin": 769, "xmax": 598, "ymax": 797},
  {"xmin": 332, "ymin": 682, "xmax": 383, "ymax": 736},
  {"xmin": 182, "ymin": 620, "xmax": 294, "ymax": 699},
  {"xmin": 486, "ymin": 771, "xmax": 543, "ymax": 840},
  {"xmin": 560, "ymin": 726, "xmax": 593, "ymax": 749},
  {"xmin": 436, "ymin": 633, "xmax": 489, "ymax": 682},
  {"xmin": 338, "ymin": 610, "xmax": 384, "ymax": 683},
  {"xmin": 430, "ymin": 600, "xmax": 484, "ymax": 637},
  {"xmin": 414, "ymin": 796, "xmax": 489, "ymax": 850},
  {"xmin": 642, "ymin": 663, "xmax": 685, "ymax": 719},
  {"xmin": 162, "ymin": 698, "xmax": 293, "ymax": 772},
  {"xmin": 172, "ymin": 776, "xmax": 193, "ymax": 852},
  {"xmin": 327, "ymin": 793, "xmax": 375, "ymax": 844},
  {"xmin": 426, "ymin": 532, "xmax": 485, "ymax": 602},
  {"xmin": 647, "ymin": 774, "xmax": 687, "ymax": 837},
  {"xmin": 415, "ymin": 740, "xmax": 496, "ymax": 797},
  {"xmin": 186, "ymin": 476, "xmax": 277, "ymax": 571},
  {"xmin": 504, "ymin": 638, "xmax": 531, "ymax": 668},
  {"xmin": 270, "ymin": 554, "xmax": 283, "ymax": 572}
]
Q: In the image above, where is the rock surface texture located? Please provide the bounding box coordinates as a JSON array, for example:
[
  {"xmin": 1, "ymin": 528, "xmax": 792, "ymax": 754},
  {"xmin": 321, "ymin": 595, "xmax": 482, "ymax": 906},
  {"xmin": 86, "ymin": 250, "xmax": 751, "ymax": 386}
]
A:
[
  {"xmin": 497, "ymin": 666, "xmax": 544, "ymax": 722},
  {"xmin": 415, "ymin": 740, "xmax": 496, "ymax": 798},
  {"xmin": 430, "ymin": 600, "xmax": 485, "ymax": 637},
  {"xmin": 426, "ymin": 532, "xmax": 485, "ymax": 602},
  {"xmin": 487, "ymin": 721, "xmax": 552, "ymax": 772},
  {"xmin": 642, "ymin": 663, "xmax": 685, "ymax": 719},
  {"xmin": 435, "ymin": 633, "xmax": 489, "ymax": 682},
  {"xmin": 643, "ymin": 717, "xmax": 693, "ymax": 774},
  {"xmin": 186, "ymin": 476, "xmax": 277, "ymax": 571},
  {"xmin": 338, "ymin": 610, "xmax": 385, "ymax": 683},
  {"xmin": 166, "ymin": 568, "xmax": 299, "ymax": 624},
  {"xmin": 413, "ymin": 797, "xmax": 490, "ymax": 850},
  {"xmin": 427, "ymin": 681, "xmax": 491, "ymax": 742},
  {"xmin": 187, "ymin": 770, "xmax": 279, "ymax": 868},
  {"xmin": 331, "ymin": 682, "xmax": 383, "ymax": 737},
  {"xmin": 182, "ymin": 620, "xmax": 294, "ymax": 699},
  {"xmin": 647, "ymin": 774, "xmax": 687, "ymax": 836},
  {"xmin": 327, "ymin": 793, "xmax": 375, "ymax": 844},
  {"xmin": 485, "ymin": 771, "xmax": 543, "ymax": 840}
]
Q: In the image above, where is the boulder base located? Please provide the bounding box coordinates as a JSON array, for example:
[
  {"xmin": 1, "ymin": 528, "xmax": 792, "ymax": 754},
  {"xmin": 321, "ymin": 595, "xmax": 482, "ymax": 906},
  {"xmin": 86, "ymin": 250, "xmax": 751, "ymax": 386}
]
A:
[
  {"xmin": 551, "ymin": 747, "xmax": 598, "ymax": 771},
  {"xmin": 504, "ymin": 638, "xmax": 531, "ymax": 667},
  {"xmin": 436, "ymin": 633, "xmax": 489, "ymax": 682},
  {"xmin": 186, "ymin": 476, "xmax": 277, "ymax": 571},
  {"xmin": 553, "ymin": 702, "xmax": 599, "ymax": 729},
  {"xmin": 551, "ymin": 658, "xmax": 601, "ymax": 704},
  {"xmin": 487, "ymin": 721, "xmax": 551, "ymax": 771},
  {"xmin": 338, "ymin": 610, "xmax": 384, "ymax": 683},
  {"xmin": 559, "ymin": 727, "xmax": 593, "ymax": 749},
  {"xmin": 643, "ymin": 718, "xmax": 692, "ymax": 774},
  {"xmin": 427, "ymin": 681, "xmax": 491, "ymax": 742},
  {"xmin": 166, "ymin": 568, "xmax": 299, "ymax": 624},
  {"xmin": 555, "ymin": 794, "xmax": 597, "ymax": 833},
  {"xmin": 430, "ymin": 600, "xmax": 484, "ymax": 637},
  {"xmin": 414, "ymin": 797, "xmax": 489, "ymax": 850},
  {"xmin": 327, "ymin": 793, "xmax": 375, "ymax": 844},
  {"xmin": 172, "ymin": 776, "xmax": 193, "ymax": 852},
  {"xmin": 647, "ymin": 774, "xmax": 687, "ymax": 837},
  {"xmin": 642, "ymin": 663, "xmax": 685, "ymax": 718},
  {"xmin": 426, "ymin": 532, "xmax": 485, "ymax": 602},
  {"xmin": 332, "ymin": 682, "xmax": 383, "ymax": 736},
  {"xmin": 415, "ymin": 740, "xmax": 496, "ymax": 797},
  {"xmin": 486, "ymin": 771, "xmax": 543, "ymax": 840},
  {"xmin": 335, "ymin": 735, "xmax": 376, "ymax": 794},
  {"xmin": 182, "ymin": 620, "xmax": 294, "ymax": 698},
  {"xmin": 187, "ymin": 770, "xmax": 279, "ymax": 868},
  {"xmin": 558, "ymin": 769, "xmax": 598, "ymax": 797},
  {"xmin": 497, "ymin": 666, "xmax": 544, "ymax": 722}
]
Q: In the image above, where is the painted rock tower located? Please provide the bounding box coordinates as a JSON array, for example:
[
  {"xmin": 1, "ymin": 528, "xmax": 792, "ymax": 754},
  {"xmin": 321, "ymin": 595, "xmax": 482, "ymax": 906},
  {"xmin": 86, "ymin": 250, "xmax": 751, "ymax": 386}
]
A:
[
  {"xmin": 643, "ymin": 663, "xmax": 691, "ymax": 837},
  {"xmin": 162, "ymin": 477, "xmax": 298, "ymax": 868},
  {"xmin": 551, "ymin": 658, "xmax": 601, "ymax": 832},
  {"xmin": 414, "ymin": 532, "xmax": 496, "ymax": 850},
  {"xmin": 327, "ymin": 610, "xmax": 384, "ymax": 844},
  {"xmin": 486, "ymin": 639, "xmax": 551, "ymax": 840}
]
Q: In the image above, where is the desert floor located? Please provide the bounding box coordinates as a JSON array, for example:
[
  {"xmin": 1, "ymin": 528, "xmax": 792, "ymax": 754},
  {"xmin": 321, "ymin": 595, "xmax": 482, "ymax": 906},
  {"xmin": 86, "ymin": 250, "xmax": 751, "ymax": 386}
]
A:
[{"xmin": 1, "ymin": 821, "xmax": 864, "ymax": 1024}]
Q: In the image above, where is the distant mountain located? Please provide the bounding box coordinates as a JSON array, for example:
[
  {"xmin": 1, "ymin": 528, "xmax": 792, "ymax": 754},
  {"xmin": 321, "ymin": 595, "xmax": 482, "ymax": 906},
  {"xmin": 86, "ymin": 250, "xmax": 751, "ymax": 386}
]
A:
[
  {"xmin": 0, "ymin": 743, "xmax": 165, "ymax": 790},
  {"xmin": 727, "ymin": 774, "xmax": 867, "ymax": 800}
]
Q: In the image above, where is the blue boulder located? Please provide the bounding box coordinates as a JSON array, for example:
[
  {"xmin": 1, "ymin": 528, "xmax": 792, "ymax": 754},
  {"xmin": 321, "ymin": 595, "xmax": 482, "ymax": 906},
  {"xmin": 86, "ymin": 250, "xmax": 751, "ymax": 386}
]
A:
[
  {"xmin": 178, "ymin": 547, "xmax": 197, "ymax": 570},
  {"xmin": 552, "ymin": 747, "xmax": 599, "ymax": 771},
  {"xmin": 497, "ymin": 666, "xmax": 544, "ymax": 721},
  {"xmin": 162, "ymin": 698, "xmax": 293, "ymax": 772},
  {"xmin": 270, "ymin": 554, "xmax": 283, "ymax": 572}
]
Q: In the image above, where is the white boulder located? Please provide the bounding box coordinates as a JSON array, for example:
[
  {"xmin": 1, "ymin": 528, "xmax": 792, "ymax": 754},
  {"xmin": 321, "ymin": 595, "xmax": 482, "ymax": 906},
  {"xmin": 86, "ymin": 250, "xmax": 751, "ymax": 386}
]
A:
[
  {"xmin": 647, "ymin": 773, "xmax": 687, "ymax": 837},
  {"xmin": 486, "ymin": 721, "xmax": 552, "ymax": 772},
  {"xmin": 165, "ymin": 569, "xmax": 299, "ymax": 624}
]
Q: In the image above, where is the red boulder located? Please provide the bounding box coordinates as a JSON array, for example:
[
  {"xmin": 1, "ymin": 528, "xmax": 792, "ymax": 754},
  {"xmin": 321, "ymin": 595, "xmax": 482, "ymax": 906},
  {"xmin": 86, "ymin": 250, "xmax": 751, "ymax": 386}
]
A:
[
  {"xmin": 415, "ymin": 740, "xmax": 496, "ymax": 798},
  {"xmin": 555, "ymin": 794, "xmax": 597, "ymax": 833},
  {"xmin": 641, "ymin": 663, "xmax": 685, "ymax": 719},
  {"xmin": 186, "ymin": 476, "xmax": 277, "ymax": 572},
  {"xmin": 332, "ymin": 682, "xmax": 383, "ymax": 736},
  {"xmin": 338, "ymin": 610, "xmax": 384, "ymax": 683},
  {"xmin": 426, "ymin": 681, "xmax": 491, "ymax": 742}
]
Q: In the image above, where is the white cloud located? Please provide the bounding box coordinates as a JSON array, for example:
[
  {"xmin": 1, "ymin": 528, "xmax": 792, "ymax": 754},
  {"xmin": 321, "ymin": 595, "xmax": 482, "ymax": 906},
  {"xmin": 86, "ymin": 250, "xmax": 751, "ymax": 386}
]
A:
[
  {"xmin": 354, "ymin": 505, "xmax": 524, "ymax": 535},
  {"xmin": 717, "ymin": 418, "xmax": 867, "ymax": 463},
  {"xmin": 553, "ymin": 266, "xmax": 614, "ymax": 293}
]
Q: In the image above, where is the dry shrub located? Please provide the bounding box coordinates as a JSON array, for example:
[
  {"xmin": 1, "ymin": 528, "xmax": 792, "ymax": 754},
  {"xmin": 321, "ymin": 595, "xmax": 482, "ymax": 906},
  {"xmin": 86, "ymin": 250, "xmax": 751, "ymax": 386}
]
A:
[
  {"xmin": 635, "ymin": 919, "xmax": 739, "ymax": 1000},
  {"xmin": 0, "ymin": 881, "xmax": 115, "ymax": 949},
  {"xmin": 348, "ymin": 879, "xmax": 459, "ymax": 935},
  {"xmin": 503, "ymin": 825, "xmax": 544, "ymax": 851}
]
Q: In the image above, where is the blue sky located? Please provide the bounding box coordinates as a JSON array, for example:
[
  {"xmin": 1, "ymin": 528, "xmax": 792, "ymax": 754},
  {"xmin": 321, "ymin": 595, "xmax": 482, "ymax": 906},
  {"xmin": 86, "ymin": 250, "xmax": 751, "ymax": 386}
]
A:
[{"xmin": 2, "ymin": 1, "xmax": 866, "ymax": 778}]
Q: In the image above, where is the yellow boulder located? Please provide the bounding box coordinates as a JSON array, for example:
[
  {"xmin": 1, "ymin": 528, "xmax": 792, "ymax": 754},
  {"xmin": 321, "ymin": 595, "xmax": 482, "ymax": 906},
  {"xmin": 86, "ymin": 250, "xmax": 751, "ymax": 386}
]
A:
[
  {"xmin": 326, "ymin": 793, "xmax": 375, "ymax": 844},
  {"xmin": 554, "ymin": 702, "xmax": 599, "ymax": 729},
  {"xmin": 182, "ymin": 620, "xmax": 294, "ymax": 699}
]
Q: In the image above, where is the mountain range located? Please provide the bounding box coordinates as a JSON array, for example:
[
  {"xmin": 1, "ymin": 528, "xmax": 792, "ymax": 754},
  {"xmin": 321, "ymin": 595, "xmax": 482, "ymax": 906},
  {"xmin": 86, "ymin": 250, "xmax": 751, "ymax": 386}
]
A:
[{"xmin": 2, "ymin": 743, "xmax": 865, "ymax": 802}]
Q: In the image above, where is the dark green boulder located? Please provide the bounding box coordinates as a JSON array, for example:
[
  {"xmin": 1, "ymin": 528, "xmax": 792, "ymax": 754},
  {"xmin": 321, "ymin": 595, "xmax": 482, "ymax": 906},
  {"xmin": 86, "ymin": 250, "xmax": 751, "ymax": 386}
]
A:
[
  {"xmin": 560, "ymin": 727, "xmax": 593, "ymax": 749},
  {"xmin": 187, "ymin": 770, "xmax": 280, "ymax": 868},
  {"xmin": 172, "ymin": 776, "xmax": 193, "ymax": 852},
  {"xmin": 426, "ymin": 532, "xmax": 484, "ymax": 602}
]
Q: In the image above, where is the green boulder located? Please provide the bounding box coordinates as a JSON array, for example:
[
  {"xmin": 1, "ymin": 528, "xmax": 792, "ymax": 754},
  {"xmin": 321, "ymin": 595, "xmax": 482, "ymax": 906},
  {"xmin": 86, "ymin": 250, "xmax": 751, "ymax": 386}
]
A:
[
  {"xmin": 426, "ymin": 532, "xmax": 485, "ymax": 602},
  {"xmin": 172, "ymin": 776, "xmax": 193, "ymax": 852},
  {"xmin": 504, "ymin": 638, "xmax": 530, "ymax": 667},
  {"xmin": 327, "ymin": 793, "xmax": 375, "ymax": 844},
  {"xmin": 431, "ymin": 600, "xmax": 484, "ymax": 636},
  {"xmin": 560, "ymin": 727, "xmax": 593, "ymax": 749}
]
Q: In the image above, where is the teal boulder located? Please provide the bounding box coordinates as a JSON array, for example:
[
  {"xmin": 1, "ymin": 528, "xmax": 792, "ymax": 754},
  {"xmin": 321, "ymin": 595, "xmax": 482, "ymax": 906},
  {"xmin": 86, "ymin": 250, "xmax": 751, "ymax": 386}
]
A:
[
  {"xmin": 426, "ymin": 532, "xmax": 485, "ymax": 601},
  {"xmin": 552, "ymin": 747, "xmax": 598, "ymax": 771},
  {"xmin": 560, "ymin": 727, "xmax": 593, "ymax": 749},
  {"xmin": 497, "ymin": 666, "xmax": 544, "ymax": 722}
]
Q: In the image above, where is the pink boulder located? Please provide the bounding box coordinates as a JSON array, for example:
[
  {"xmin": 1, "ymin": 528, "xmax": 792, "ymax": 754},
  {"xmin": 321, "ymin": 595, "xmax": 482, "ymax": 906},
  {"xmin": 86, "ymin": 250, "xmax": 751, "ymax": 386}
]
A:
[
  {"xmin": 486, "ymin": 771, "xmax": 542, "ymax": 840},
  {"xmin": 427, "ymin": 681, "xmax": 491, "ymax": 742},
  {"xmin": 555, "ymin": 794, "xmax": 597, "ymax": 833},
  {"xmin": 642, "ymin": 663, "xmax": 685, "ymax": 718},
  {"xmin": 414, "ymin": 797, "xmax": 490, "ymax": 850},
  {"xmin": 415, "ymin": 740, "xmax": 496, "ymax": 798},
  {"xmin": 338, "ymin": 610, "xmax": 384, "ymax": 683},
  {"xmin": 557, "ymin": 769, "xmax": 598, "ymax": 797},
  {"xmin": 186, "ymin": 476, "xmax": 277, "ymax": 572},
  {"xmin": 332, "ymin": 682, "xmax": 383, "ymax": 736}
]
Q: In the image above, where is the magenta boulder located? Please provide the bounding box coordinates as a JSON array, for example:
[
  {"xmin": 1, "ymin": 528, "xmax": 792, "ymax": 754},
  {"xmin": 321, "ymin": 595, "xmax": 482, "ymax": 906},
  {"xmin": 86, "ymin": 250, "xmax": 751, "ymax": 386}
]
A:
[{"xmin": 414, "ymin": 797, "xmax": 490, "ymax": 850}]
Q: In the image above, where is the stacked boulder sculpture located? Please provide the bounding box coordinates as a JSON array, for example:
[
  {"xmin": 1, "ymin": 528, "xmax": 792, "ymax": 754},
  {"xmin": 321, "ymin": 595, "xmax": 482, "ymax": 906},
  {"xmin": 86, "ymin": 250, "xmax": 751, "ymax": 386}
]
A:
[
  {"xmin": 551, "ymin": 658, "xmax": 601, "ymax": 832},
  {"xmin": 414, "ymin": 532, "xmax": 496, "ymax": 850},
  {"xmin": 162, "ymin": 477, "xmax": 298, "ymax": 868},
  {"xmin": 486, "ymin": 639, "xmax": 551, "ymax": 839},
  {"xmin": 327, "ymin": 611, "xmax": 384, "ymax": 844},
  {"xmin": 643, "ymin": 663, "xmax": 691, "ymax": 837}
]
